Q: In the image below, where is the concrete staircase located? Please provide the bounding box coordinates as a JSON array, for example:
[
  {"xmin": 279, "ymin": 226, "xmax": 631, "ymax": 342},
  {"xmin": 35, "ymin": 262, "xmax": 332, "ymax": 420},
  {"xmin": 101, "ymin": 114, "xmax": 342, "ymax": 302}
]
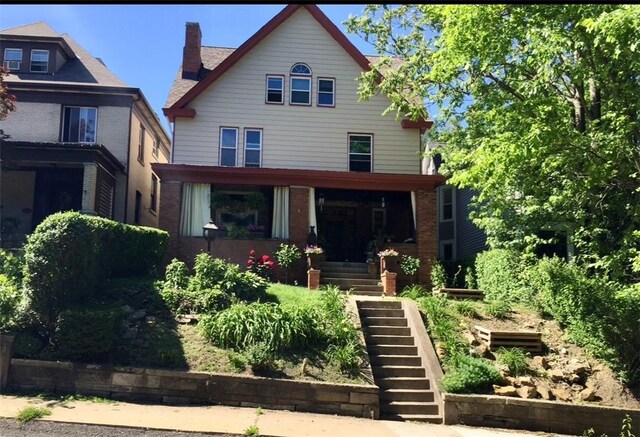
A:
[
  {"xmin": 319, "ymin": 261, "xmax": 382, "ymax": 296},
  {"xmin": 356, "ymin": 299, "xmax": 443, "ymax": 423}
]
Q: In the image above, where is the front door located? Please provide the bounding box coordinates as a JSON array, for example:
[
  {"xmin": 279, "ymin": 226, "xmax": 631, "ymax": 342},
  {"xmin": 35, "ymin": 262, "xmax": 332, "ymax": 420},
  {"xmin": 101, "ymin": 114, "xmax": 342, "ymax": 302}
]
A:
[{"xmin": 318, "ymin": 206, "xmax": 358, "ymax": 262}]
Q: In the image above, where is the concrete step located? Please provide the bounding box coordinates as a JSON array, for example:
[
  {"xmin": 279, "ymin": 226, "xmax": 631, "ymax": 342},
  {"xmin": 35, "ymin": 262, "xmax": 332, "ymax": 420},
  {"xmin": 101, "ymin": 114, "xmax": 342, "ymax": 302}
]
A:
[
  {"xmin": 380, "ymin": 389, "xmax": 435, "ymax": 402},
  {"xmin": 359, "ymin": 308, "xmax": 405, "ymax": 318},
  {"xmin": 361, "ymin": 317, "xmax": 407, "ymax": 327},
  {"xmin": 366, "ymin": 335, "xmax": 415, "ymax": 346},
  {"xmin": 321, "ymin": 277, "xmax": 381, "ymax": 287},
  {"xmin": 368, "ymin": 345, "xmax": 418, "ymax": 356},
  {"xmin": 357, "ymin": 300, "xmax": 402, "ymax": 309},
  {"xmin": 318, "ymin": 271, "xmax": 372, "ymax": 279},
  {"xmin": 381, "ymin": 401, "xmax": 439, "ymax": 415},
  {"xmin": 350, "ymin": 290, "xmax": 383, "ymax": 297},
  {"xmin": 370, "ymin": 355, "xmax": 422, "ymax": 367},
  {"xmin": 380, "ymin": 413, "xmax": 443, "ymax": 424},
  {"xmin": 374, "ymin": 366, "xmax": 426, "ymax": 378},
  {"xmin": 365, "ymin": 326, "xmax": 411, "ymax": 336},
  {"xmin": 320, "ymin": 261, "xmax": 368, "ymax": 270},
  {"xmin": 377, "ymin": 377, "xmax": 431, "ymax": 390}
]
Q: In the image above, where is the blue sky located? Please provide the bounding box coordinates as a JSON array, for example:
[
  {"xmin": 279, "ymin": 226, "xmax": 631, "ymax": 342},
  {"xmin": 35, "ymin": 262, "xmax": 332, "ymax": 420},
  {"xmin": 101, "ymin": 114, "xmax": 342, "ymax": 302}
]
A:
[{"xmin": 0, "ymin": 4, "xmax": 377, "ymax": 133}]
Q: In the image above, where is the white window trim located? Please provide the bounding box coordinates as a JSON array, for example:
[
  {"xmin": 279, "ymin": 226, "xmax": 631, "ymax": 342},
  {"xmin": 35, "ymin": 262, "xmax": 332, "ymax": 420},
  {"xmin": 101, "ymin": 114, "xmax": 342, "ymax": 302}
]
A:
[
  {"xmin": 439, "ymin": 185, "xmax": 456, "ymax": 222},
  {"xmin": 317, "ymin": 77, "xmax": 335, "ymax": 107},
  {"xmin": 348, "ymin": 133, "xmax": 373, "ymax": 172},
  {"xmin": 265, "ymin": 75, "xmax": 284, "ymax": 104},
  {"xmin": 290, "ymin": 76, "xmax": 311, "ymax": 106},
  {"xmin": 62, "ymin": 106, "xmax": 98, "ymax": 143},
  {"xmin": 3, "ymin": 48, "xmax": 22, "ymax": 70},
  {"xmin": 244, "ymin": 128, "xmax": 262, "ymax": 168},
  {"xmin": 138, "ymin": 124, "xmax": 146, "ymax": 164},
  {"xmin": 30, "ymin": 49, "xmax": 49, "ymax": 73},
  {"xmin": 219, "ymin": 127, "xmax": 238, "ymax": 167}
]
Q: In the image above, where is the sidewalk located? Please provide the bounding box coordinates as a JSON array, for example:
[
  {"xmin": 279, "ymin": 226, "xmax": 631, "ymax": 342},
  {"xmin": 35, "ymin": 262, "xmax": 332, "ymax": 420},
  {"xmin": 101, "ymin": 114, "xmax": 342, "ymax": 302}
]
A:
[{"xmin": 0, "ymin": 394, "xmax": 570, "ymax": 437}]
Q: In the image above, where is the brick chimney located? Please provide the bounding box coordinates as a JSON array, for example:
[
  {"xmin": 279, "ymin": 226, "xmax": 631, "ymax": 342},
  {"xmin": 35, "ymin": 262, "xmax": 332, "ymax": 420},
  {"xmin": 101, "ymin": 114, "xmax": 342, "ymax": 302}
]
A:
[{"xmin": 182, "ymin": 22, "xmax": 202, "ymax": 80}]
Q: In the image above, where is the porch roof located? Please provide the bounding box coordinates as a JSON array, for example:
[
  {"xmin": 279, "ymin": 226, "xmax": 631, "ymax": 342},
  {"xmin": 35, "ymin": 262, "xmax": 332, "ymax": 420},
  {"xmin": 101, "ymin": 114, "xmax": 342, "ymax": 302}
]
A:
[{"xmin": 151, "ymin": 163, "xmax": 446, "ymax": 192}]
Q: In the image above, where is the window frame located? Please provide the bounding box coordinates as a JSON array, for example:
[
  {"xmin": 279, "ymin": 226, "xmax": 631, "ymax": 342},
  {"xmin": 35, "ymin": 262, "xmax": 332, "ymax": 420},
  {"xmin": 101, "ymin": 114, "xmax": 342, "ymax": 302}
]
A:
[
  {"xmin": 317, "ymin": 77, "xmax": 335, "ymax": 107},
  {"xmin": 61, "ymin": 106, "xmax": 98, "ymax": 143},
  {"xmin": 348, "ymin": 133, "xmax": 373, "ymax": 173},
  {"xmin": 3, "ymin": 48, "xmax": 22, "ymax": 70},
  {"xmin": 244, "ymin": 128, "xmax": 263, "ymax": 168},
  {"xmin": 152, "ymin": 135, "xmax": 159, "ymax": 158},
  {"xmin": 289, "ymin": 63, "xmax": 312, "ymax": 106},
  {"xmin": 150, "ymin": 174, "xmax": 158, "ymax": 213},
  {"xmin": 138, "ymin": 124, "xmax": 146, "ymax": 165},
  {"xmin": 372, "ymin": 207, "xmax": 387, "ymax": 234},
  {"xmin": 440, "ymin": 186, "xmax": 455, "ymax": 222},
  {"xmin": 265, "ymin": 74, "xmax": 284, "ymax": 104},
  {"xmin": 30, "ymin": 49, "xmax": 49, "ymax": 73},
  {"xmin": 219, "ymin": 127, "xmax": 239, "ymax": 167}
]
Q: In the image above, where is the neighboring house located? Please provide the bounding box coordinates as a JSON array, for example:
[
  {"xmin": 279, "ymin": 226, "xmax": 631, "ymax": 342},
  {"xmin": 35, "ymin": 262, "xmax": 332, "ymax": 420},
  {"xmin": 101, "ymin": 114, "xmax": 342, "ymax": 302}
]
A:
[
  {"xmin": 0, "ymin": 22, "xmax": 170, "ymax": 247},
  {"xmin": 155, "ymin": 4, "xmax": 445, "ymax": 283}
]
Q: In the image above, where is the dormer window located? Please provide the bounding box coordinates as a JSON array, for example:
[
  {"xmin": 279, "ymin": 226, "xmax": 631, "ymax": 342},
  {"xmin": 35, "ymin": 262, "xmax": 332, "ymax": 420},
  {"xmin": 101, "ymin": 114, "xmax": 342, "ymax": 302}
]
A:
[
  {"xmin": 3, "ymin": 49, "xmax": 22, "ymax": 70},
  {"xmin": 30, "ymin": 49, "xmax": 49, "ymax": 73},
  {"xmin": 290, "ymin": 63, "xmax": 311, "ymax": 105}
]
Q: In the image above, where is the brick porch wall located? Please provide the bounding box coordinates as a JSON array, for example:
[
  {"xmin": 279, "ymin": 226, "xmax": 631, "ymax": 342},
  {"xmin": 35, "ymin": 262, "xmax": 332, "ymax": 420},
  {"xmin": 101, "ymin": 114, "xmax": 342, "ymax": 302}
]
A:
[
  {"xmin": 415, "ymin": 189, "xmax": 438, "ymax": 287},
  {"xmin": 159, "ymin": 180, "xmax": 183, "ymax": 266}
]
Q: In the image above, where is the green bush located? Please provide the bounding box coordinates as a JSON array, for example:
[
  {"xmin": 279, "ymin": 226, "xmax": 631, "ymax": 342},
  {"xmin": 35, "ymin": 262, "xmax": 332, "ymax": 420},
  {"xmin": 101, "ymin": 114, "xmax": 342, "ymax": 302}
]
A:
[
  {"xmin": 441, "ymin": 355, "xmax": 503, "ymax": 394},
  {"xmin": 496, "ymin": 347, "xmax": 530, "ymax": 376},
  {"xmin": 275, "ymin": 243, "xmax": 301, "ymax": 283},
  {"xmin": 0, "ymin": 249, "xmax": 24, "ymax": 285},
  {"xmin": 53, "ymin": 307, "xmax": 123, "ymax": 362},
  {"xmin": 0, "ymin": 274, "xmax": 23, "ymax": 332},
  {"xmin": 400, "ymin": 255, "xmax": 420, "ymax": 276},
  {"xmin": 399, "ymin": 284, "xmax": 429, "ymax": 300},
  {"xmin": 485, "ymin": 300, "xmax": 512, "ymax": 319},
  {"xmin": 244, "ymin": 341, "xmax": 278, "ymax": 374},
  {"xmin": 418, "ymin": 296, "xmax": 469, "ymax": 361},
  {"xmin": 430, "ymin": 258, "xmax": 447, "ymax": 289},
  {"xmin": 455, "ymin": 301, "xmax": 480, "ymax": 319},
  {"xmin": 164, "ymin": 258, "xmax": 190, "ymax": 290},
  {"xmin": 327, "ymin": 342, "xmax": 362, "ymax": 376},
  {"xmin": 475, "ymin": 249, "xmax": 522, "ymax": 301}
]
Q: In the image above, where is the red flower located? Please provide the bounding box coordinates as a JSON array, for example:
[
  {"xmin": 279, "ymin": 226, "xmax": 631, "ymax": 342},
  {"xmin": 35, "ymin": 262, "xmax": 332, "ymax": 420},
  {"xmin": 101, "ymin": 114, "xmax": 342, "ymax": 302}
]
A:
[
  {"xmin": 247, "ymin": 259, "xmax": 254, "ymax": 266},
  {"xmin": 249, "ymin": 249, "xmax": 256, "ymax": 256},
  {"xmin": 261, "ymin": 255, "xmax": 270, "ymax": 262},
  {"xmin": 265, "ymin": 261, "xmax": 275, "ymax": 269}
]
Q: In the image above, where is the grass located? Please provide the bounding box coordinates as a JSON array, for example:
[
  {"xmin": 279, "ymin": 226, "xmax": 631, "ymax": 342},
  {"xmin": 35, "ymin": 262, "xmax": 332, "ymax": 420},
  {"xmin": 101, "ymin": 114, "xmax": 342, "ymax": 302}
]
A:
[
  {"xmin": 265, "ymin": 283, "xmax": 322, "ymax": 309},
  {"xmin": 16, "ymin": 406, "xmax": 51, "ymax": 422},
  {"xmin": 496, "ymin": 347, "xmax": 531, "ymax": 376}
]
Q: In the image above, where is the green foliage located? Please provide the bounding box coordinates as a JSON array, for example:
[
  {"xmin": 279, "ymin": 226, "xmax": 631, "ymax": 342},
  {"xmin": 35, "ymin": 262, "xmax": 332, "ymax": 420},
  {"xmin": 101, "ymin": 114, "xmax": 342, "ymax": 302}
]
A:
[
  {"xmin": 191, "ymin": 253, "xmax": 228, "ymax": 290},
  {"xmin": 0, "ymin": 249, "xmax": 24, "ymax": 284},
  {"xmin": 582, "ymin": 414, "xmax": 635, "ymax": 437},
  {"xmin": 399, "ymin": 284, "xmax": 429, "ymax": 300},
  {"xmin": 0, "ymin": 274, "xmax": 23, "ymax": 332},
  {"xmin": 52, "ymin": 307, "xmax": 123, "ymax": 362},
  {"xmin": 164, "ymin": 258, "xmax": 190, "ymax": 290},
  {"xmin": 327, "ymin": 342, "xmax": 362, "ymax": 376},
  {"xmin": 275, "ymin": 243, "xmax": 302, "ymax": 269},
  {"xmin": 244, "ymin": 424, "xmax": 260, "ymax": 437},
  {"xmin": 465, "ymin": 265, "xmax": 477, "ymax": 289},
  {"xmin": 346, "ymin": 5, "xmax": 640, "ymax": 282},
  {"xmin": 454, "ymin": 301, "xmax": 480, "ymax": 319},
  {"xmin": 429, "ymin": 258, "xmax": 447, "ymax": 290},
  {"xmin": 441, "ymin": 355, "xmax": 503, "ymax": 394},
  {"xmin": 418, "ymin": 296, "xmax": 469, "ymax": 361},
  {"xmin": 400, "ymin": 254, "xmax": 420, "ymax": 276},
  {"xmin": 475, "ymin": 249, "xmax": 522, "ymax": 302},
  {"xmin": 485, "ymin": 300, "xmax": 512, "ymax": 320},
  {"xmin": 244, "ymin": 341, "xmax": 278, "ymax": 374},
  {"xmin": 16, "ymin": 406, "xmax": 51, "ymax": 422},
  {"xmin": 228, "ymin": 352, "xmax": 247, "ymax": 372},
  {"xmin": 496, "ymin": 347, "xmax": 530, "ymax": 376}
]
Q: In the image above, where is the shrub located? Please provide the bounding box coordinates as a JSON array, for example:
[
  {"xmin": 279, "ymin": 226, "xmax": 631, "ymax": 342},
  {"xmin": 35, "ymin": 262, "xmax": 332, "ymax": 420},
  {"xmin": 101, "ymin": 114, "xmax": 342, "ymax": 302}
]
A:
[
  {"xmin": 418, "ymin": 295, "xmax": 469, "ymax": 361},
  {"xmin": 275, "ymin": 244, "xmax": 301, "ymax": 283},
  {"xmin": 441, "ymin": 355, "xmax": 502, "ymax": 394},
  {"xmin": 455, "ymin": 301, "xmax": 480, "ymax": 319},
  {"xmin": 164, "ymin": 258, "xmax": 189, "ymax": 290},
  {"xmin": 429, "ymin": 258, "xmax": 447, "ymax": 290},
  {"xmin": 244, "ymin": 341, "xmax": 278, "ymax": 374},
  {"xmin": 485, "ymin": 300, "xmax": 512, "ymax": 319},
  {"xmin": 399, "ymin": 284, "xmax": 429, "ymax": 300},
  {"xmin": 246, "ymin": 250, "xmax": 276, "ymax": 282},
  {"xmin": 400, "ymin": 255, "xmax": 420, "ymax": 276},
  {"xmin": 52, "ymin": 307, "xmax": 123, "ymax": 362},
  {"xmin": 496, "ymin": 347, "xmax": 530, "ymax": 376},
  {"xmin": 191, "ymin": 253, "xmax": 228, "ymax": 290},
  {"xmin": 475, "ymin": 249, "xmax": 522, "ymax": 301},
  {"xmin": 0, "ymin": 249, "xmax": 24, "ymax": 285},
  {"xmin": 0, "ymin": 274, "xmax": 23, "ymax": 332},
  {"xmin": 327, "ymin": 342, "xmax": 362, "ymax": 376},
  {"xmin": 465, "ymin": 265, "xmax": 477, "ymax": 289}
]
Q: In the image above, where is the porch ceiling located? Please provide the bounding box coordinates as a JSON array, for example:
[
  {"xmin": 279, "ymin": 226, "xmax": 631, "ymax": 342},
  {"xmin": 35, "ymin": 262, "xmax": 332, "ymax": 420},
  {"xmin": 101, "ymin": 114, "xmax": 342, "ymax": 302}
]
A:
[{"xmin": 151, "ymin": 163, "xmax": 445, "ymax": 192}]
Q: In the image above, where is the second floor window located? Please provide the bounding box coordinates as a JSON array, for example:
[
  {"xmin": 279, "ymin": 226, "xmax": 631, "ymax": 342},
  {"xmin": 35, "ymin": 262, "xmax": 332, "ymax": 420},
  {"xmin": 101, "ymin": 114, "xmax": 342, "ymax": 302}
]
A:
[
  {"xmin": 138, "ymin": 124, "xmax": 145, "ymax": 164},
  {"xmin": 266, "ymin": 75, "xmax": 284, "ymax": 104},
  {"xmin": 441, "ymin": 186, "xmax": 454, "ymax": 221},
  {"xmin": 62, "ymin": 107, "xmax": 97, "ymax": 143},
  {"xmin": 3, "ymin": 48, "xmax": 22, "ymax": 70},
  {"xmin": 220, "ymin": 127, "xmax": 238, "ymax": 166},
  {"xmin": 290, "ymin": 63, "xmax": 311, "ymax": 105},
  {"xmin": 30, "ymin": 49, "xmax": 49, "ymax": 73},
  {"xmin": 244, "ymin": 129, "xmax": 262, "ymax": 168},
  {"xmin": 317, "ymin": 78, "xmax": 335, "ymax": 107},
  {"xmin": 150, "ymin": 174, "xmax": 158, "ymax": 212},
  {"xmin": 349, "ymin": 134, "xmax": 372, "ymax": 172}
]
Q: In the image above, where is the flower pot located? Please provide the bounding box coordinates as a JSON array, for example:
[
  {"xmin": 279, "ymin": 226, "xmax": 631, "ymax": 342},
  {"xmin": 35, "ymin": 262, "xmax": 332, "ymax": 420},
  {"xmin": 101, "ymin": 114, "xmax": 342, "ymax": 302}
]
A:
[
  {"xmin": 307, "ymin": 253, "xmax": 323, "ymax": 270},
  {"xmin": 380, "ymin": 255, "xmax": 399, "ymax": 273}
]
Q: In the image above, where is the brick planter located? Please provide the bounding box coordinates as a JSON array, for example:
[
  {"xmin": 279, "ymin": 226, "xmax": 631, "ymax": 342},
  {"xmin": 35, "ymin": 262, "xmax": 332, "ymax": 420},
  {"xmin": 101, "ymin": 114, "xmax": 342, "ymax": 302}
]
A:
[{"xmin": 0, "ymin": 334, "xmax": 15, "ymax": 391}]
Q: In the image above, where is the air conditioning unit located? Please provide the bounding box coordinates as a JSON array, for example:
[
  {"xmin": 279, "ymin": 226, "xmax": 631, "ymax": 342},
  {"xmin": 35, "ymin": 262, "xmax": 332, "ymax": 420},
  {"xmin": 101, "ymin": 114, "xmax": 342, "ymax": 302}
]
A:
[{"xmin": 3, "ymin": 60, "xmax": 20, "ymax": 70}]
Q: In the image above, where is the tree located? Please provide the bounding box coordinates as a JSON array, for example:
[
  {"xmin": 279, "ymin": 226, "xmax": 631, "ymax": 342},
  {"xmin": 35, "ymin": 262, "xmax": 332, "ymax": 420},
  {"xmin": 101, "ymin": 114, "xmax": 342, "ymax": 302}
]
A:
[
  {"xmin": 346, "ymin": 5, "xmax": 640, "ymax": 281},
  {"xmin": 0, "ymin": 66, "xmax": 16, "ymax": 121}
]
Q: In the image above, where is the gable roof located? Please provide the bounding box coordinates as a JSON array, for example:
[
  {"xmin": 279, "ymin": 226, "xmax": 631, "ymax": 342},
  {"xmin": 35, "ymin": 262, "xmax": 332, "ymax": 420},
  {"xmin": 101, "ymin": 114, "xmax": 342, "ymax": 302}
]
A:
[
  {"xmin": 165, "ymin": 4, "xmax": 372, "ymax": 113},
  {"xmin": 0, "ymin": 21, "xmax": 59, "ymax": 37}
]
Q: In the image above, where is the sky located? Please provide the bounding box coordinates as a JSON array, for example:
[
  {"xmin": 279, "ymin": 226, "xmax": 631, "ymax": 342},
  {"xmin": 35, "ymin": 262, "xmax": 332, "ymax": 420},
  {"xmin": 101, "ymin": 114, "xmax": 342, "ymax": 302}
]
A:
[{"xmin": 0, "ymin": 4, "xmax": 378, "ymax": 133}]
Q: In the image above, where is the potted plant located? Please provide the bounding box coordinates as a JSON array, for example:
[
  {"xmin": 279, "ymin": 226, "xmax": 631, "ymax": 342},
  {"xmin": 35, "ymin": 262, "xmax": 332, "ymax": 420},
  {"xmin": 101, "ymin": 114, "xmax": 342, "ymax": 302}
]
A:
[
  {"xmin": 400, "ymin": 254, "xmax": 420, "ymax": 284},
  {"xmin": 378, "ymin": 247, "xmax": 399, "ymax": 273},
  {"xmin": 304, "ymin": 245, "xmax": 324, "ymax": 269}
]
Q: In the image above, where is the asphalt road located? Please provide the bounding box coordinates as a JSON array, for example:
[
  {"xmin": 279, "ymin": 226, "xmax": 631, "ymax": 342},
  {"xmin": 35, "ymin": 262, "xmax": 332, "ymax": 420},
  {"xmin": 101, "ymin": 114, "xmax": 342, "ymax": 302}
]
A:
[{"xmin": 0, "ymin": 419, "xmax": 239, "ymax": 437}]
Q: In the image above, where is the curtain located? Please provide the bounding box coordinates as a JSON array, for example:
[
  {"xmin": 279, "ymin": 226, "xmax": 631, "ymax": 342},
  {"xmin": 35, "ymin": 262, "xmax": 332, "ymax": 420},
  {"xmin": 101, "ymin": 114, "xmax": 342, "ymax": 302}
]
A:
[
  {"xmin": 411, "ymin": 191, "xmax": 417, "ymax": 233},
  {"xmin": 271, "ymin": 186, "xmax": 289, "ymax": 239},
  {"xmin": 308, "ymin": 187, "xmax": 317, "ymax": 233},
  {"xmin": 180, "ymin": 183, "xmax": 211, "ymax": 237}
]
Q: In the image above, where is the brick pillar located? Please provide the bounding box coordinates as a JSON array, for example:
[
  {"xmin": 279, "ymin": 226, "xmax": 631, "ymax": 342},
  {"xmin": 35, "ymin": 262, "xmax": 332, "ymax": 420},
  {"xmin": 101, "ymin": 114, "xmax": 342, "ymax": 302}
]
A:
[
  {"xmin": 159, "ymin": 180, "xmax": 183, "ymax": 266},
  {"xmin": 308, "ymin": 269, "xmax": 320, "ymax": 290},
  {"xmin": 381, "ymin": 271, "xmax": 397, "ymax": 296},
  {"xmin": 289, "ymin": 186, "xmax": 309, "ymax": 284},
  {"xmin": 415, "ymin": 189, "xmax": 438, "ymax": 287}
]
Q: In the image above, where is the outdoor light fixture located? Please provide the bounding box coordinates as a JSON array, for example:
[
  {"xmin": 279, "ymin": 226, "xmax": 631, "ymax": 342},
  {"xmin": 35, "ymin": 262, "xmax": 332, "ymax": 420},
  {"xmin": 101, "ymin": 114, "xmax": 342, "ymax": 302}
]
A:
[
  {"xmin": 381, "ymin": 197, "xmax": 385, "ymax": 208},
  {"xmin": 318, "ymin": 193, "xmax": 325, "ymax": 212},
  {"xmin": 202, "ymin": 220, "xmax": 219, "ymax": 253}
]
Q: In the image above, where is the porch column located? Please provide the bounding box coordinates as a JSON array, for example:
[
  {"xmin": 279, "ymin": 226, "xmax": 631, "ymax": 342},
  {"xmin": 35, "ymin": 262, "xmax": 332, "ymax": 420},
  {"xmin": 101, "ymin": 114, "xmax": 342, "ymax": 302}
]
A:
[
  {"xmin": 81, "ymin": 162, "xmax": 97, "ymax": 214},
  {"xmin": 415, "ymin": 189, "xmax": 438, "ymax": 286},
  {"xmin": 159, "ymin": 180, "xmax": 183, "ymax": 266},
  {"xmin": 289, "ymin": 186, "xmax": 310, "ymax": 284}
]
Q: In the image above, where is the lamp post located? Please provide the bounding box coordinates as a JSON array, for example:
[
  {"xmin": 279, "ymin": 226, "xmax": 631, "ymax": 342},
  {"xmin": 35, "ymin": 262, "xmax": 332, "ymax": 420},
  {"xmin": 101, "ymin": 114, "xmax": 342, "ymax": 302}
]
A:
[{"xmin": 202, "ymin": 220, "xmax": 218, "ymax": 253}]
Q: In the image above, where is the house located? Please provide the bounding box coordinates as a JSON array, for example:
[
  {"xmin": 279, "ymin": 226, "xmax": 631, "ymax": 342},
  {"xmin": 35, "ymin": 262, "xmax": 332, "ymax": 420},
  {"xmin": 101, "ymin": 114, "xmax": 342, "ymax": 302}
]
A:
[
  {"xmin": 0, "ymin": 22, "xmax": 170, "ymax": 247},
  {"xmin": 155, "ymin": 4, "xmax": 445, "ymax": 284}
]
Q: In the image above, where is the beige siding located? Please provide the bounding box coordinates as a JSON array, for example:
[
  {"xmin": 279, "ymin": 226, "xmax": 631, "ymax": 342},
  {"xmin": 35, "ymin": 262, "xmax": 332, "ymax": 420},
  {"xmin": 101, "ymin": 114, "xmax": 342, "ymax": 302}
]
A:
[
  {"xmin": 97, "ymin": 106, "xmax": 130, "ymax": 164},
  {"xmin": 173, "ymin": 8, "xmax": 421, "ymax": 175},
  {"xmin": 0, "ymin": 102, "xmax": 60, "ymax": 142}
]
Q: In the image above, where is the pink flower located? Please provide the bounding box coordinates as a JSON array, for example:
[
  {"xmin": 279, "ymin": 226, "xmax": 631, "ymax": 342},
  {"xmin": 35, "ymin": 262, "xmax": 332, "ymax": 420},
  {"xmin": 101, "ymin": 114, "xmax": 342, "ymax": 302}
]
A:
[
  {"xmin": 261, "ymin": 255, "xmax": 270, "ymax": 262},
  {"xmin": 247, "ymin": 259, "xmax": 254, "ymax": 266},
  {"xmin": 265, "ymin": 261, "xmax": 275, "ymax": 269},
  {"xmin": 249, "ymin": 249, "xmax": 256, "ymax": 257}
]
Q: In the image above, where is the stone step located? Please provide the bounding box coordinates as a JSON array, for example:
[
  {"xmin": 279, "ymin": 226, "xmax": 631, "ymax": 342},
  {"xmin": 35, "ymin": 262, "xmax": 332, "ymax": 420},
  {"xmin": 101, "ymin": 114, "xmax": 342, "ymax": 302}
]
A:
[
  {"xmin": 368, "ymin": 345, "xmax": 418, "ymax": 356},
  {"xmin": 374, "ymin": 366, "xmax": 426, "ymax": 378},
  {"xmin": 370, "ymin": 355, "xmax": 422, "ymax": 366},
  {"xmin": 380, "ymin": 413, "xmax": 443, "ymax": 424},
  {"xmin": 380, "ymin": 389, "xmax": 435, "ymax": 403},
  {"xmin": 319, "ymin": 271, "xmax": 372, "ymax": 279},
  {"xmin": 349, "ymin": 290, "xmax": 383, "ymax": 297},
  {"xmin": 381, "ymin": 401, "xmax": 439, "ymax": 415},
  {"xmin": 366, "ymin": 335, "xmax": 414, "ymax": 346},
  {"xmin": 356, "ymin": 300, "xmax": 402, "ymax": 309},
  {"xmin": 321, "ymin": 277, "xmax": 381, "ymax": 286},
  {"xmin": 365, "ymin": 326, "xmax": 411, "ymax": 336},
  {"xmin": 320, "ymin": 261, "xmax": 368, "ymax": 269},
  {"xmin": 362, "ymin": 317, "xmax": 407, "ymax": 327},
  {"xmin": 359, "ymin": 308, "xmax": 405, "ymax": 318},
  {"xmin": 377, "ymin": 377, "xmax": 431, "ymax": 390}
]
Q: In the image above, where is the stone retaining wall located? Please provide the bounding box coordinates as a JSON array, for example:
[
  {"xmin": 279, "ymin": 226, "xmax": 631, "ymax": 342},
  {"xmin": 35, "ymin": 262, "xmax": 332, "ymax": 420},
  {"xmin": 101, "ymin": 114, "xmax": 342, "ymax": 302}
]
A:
[
  {"xmin": 443, "ymin": 393, "xmax": 640, "ymax": 436},
  {"xmin": 9, "ymin": 359, "xmax": 379, "ymax": 419}
]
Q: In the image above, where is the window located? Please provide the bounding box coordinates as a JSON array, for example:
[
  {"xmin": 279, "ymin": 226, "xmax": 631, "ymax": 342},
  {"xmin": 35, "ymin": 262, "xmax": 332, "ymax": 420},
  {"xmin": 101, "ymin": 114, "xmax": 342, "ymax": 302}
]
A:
[
  {"xmin": 134, "ymin": 191, "xmax": 142, "ymax": 225},
  {"xmin": 290, "ymin": 63, "xmax": 311, "ymax": 105},
  {"xmin": 441, "ymin": 186, "xmax": 454, "ymax": 221},
  {"xmin": 30, "ymin": 49, "xmax": 49, "ymax": 72},
  {"xmin": 317, "ymin": 78, "xmax": 335, "ymax": 107},
  {"xmin": 152, "ymin": 136, "xmax": 159, "ymax": 157},
  {"xmin": 150, "ymin": 174, "xmax": 158, "ymax": 213},
  {"xmin": 441, "ymin": 241, "xmax": 454, "ymax": 261},
  {"xmin": 244, "ymin": 129, "xmax": 262, "ymax": 168},
  {"xmin": 266, "ymin": 75, "xmax": 284, "ymax": 104},
  {"xmin": 372, "ymin": 208, "xmax": 386, "ymax": 234},
  {"xmin": 138, "ymin": 124, "xmax": 145, "ymax": 164},
  {"xmin": 3, "ymin": 48, "xmax": 22, "ymax": 70},
  {"xmin": 62, "ymin": 107, "xmax": 97, "ymax": 143},
  {"xmin": 349, "ymin": 134, "xmax": 372, "ymax": 172},
  {"xmin": 220, "ymin": 127, "xmax": 238, "ymax": 166}
]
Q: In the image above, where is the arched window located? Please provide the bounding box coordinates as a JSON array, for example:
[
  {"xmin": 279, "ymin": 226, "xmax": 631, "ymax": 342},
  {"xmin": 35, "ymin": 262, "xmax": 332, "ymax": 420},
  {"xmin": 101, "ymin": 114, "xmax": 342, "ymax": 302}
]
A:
[{"xmin": 290, "ymin": 63, "xmax": 312, "ymax": 105}]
